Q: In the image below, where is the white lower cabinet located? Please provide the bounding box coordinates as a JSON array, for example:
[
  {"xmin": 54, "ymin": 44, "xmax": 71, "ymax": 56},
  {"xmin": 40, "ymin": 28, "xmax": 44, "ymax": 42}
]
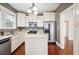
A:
[
  {"xmin": 25, "ymin": 37, "xmax": 48, "ymax": 55},
  {"xmin": 11, "ymin": 36, "xmax": 17, "ymax": 52},
  {"xmin": 11, "ymin": 35, "xmax": 24, "ymax": 53}
]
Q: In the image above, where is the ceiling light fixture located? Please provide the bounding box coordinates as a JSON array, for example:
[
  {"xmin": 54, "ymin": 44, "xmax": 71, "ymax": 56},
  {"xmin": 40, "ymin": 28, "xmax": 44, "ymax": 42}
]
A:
[
  {"xmin": 34, "ymin": 11, "xmax": 38, "ymax": 15},
  {"xmin": 27, "ymin": 3, "xmax": 38, "ymax": 15},
  {"xmin": 27, "ymin": 9, "xmax": 32, "ymax": 13}
]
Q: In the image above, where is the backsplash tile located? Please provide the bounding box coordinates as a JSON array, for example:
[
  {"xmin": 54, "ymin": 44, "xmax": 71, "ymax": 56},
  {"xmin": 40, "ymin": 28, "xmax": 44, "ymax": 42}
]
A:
[{"xmin": 0, "ymin": 28, "xmax": 26, "ymax": 36}]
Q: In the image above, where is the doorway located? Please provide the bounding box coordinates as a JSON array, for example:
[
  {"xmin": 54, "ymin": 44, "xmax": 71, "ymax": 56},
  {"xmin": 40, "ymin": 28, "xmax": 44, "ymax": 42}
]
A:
[
  {"xmin": 64, "ymin": 21, "xmax": 73, "ymax": 54},
  {"xmin": 60, "ymin": 5, "xmax": 74, "ymax": 54},
  {"xmin": 64, "ymin": 21, "xmax": 69, "ymax": 39}
]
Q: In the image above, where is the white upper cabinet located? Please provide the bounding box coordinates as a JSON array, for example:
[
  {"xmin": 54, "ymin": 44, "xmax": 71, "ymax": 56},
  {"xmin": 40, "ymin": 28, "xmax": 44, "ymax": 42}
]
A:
[
  {"xmin": 37, "ymin": 15, "xmax": 44, "ymax": 27},
  {"xmin": 28, "ymin": 14, "xmax": 37, "ymax": 22},
  {"xmin": 0, "ymin": 5, "xmax": 16, "ymax": 29},
  {"xmin": 28, "ymin": 14, "xmax": 33, "ymax": 22},
  {"xmin": 26, "ymin": 14, "xmax": 38, "ymax": 27},
  {"xmin": 44, "ymin": 13, "xmax": 50, "ymax": 21},
  {"xmin": 25, "ymin": 13, "xmax": 55, "ymax": 27},
  {"xmin": 43, "ymin": 13, "xmax": 55, "ymax": 21},
  {"xmin": 17, "ymin": 13, "xmax": 26, "ymax": 27},
  {"xmin": 33, "ymin": 15, "xmax": 37, "ymax": 22},
  {"xmin": 26, "ymin": 14, "xmax": 44, "ymax": 27},
  {"xmin": 49, "ymin": 13, "xmax": 55, "ymax": 21},
  {"xmin": 26, "ymin": 15, "xmax": 29, "ymax": 27}
]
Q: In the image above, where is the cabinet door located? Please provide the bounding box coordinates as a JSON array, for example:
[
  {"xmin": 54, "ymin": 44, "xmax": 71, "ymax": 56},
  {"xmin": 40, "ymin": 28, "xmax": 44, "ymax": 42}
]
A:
[
  {"xmin": 17, "ymin": 13, "xmax": 21, "ymax": 26},
  {"xmin": 21, "ymin": 14, "xmax": 26, "ymax": 27},
  {"xmin": 11, "ymin": 35, "xmax": 24, "ymax": 52},
  {"xmin": 37, "ymin": 16, "xmax": 43, "ymax": 27},
  {"xmin": 49, "ymin": 13, "xmax": 55, "ymax": 21},
  {"xmin": 44, "ymin": 13, "xmax": 50, "ymax": 21},
  {"xmin": 11, "ymin": 36, "xmax": 19, "ymax": 52},
  {"xmin": 28, "ymin": 14, "xmax": 37, "ymax": 22},
  {"xmin": 19, "ymin": 36, "xmax": 25, "ymax": 44},
  {"xmin": 33, "ymin": 15, "xmax": 37, "ymax": 22},
  {"xmin": 28, "ymin": 14, "xmax": 33, "ymax": 22},
  {"xmin": 17, "ymin": 13, "xmax": 26, "ymax": 27},
  {"xmin": 26, "ymin": 16, "xmax": 29, "ymax": 27},
  {"xmin": 25, "ymin": 37, "xmax": 48, "ymax": 55}
]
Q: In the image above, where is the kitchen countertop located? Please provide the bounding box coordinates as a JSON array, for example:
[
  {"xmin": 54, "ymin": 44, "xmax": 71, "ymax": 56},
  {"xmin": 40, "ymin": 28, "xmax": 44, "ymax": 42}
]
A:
[
  {"xmin": 25, "ymin": 34, "xmax": 48, "ymax": 38},
  {"xmin": 0, "ymin": 35, "xmax": 13, "ymax": 40},
  {"xmin": 25, "ymin": 29, "xmax": 48, "ymax": 38}
]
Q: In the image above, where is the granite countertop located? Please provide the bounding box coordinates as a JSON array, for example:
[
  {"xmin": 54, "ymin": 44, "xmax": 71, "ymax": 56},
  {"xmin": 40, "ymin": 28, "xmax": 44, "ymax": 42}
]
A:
[{"xmin": 25, "ymin": 29, "xmax": 48, "ymax": 38}]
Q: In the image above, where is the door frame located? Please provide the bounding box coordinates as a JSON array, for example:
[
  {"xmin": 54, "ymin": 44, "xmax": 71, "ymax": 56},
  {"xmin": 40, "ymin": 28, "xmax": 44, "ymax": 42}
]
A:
[
  {"xmin": 64, "ymin": 21, "xmax": 69, "ymax": 38},
  {"xmin": 57, "ymin": 5, "xmax": 74, "ymax": 49}
]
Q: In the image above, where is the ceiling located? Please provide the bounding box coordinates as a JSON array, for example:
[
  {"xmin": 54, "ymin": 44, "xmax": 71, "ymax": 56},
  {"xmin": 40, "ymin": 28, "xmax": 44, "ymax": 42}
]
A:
[{"xmin": 9, "ymin": 3, "xmax": 61, "ymax": 13}]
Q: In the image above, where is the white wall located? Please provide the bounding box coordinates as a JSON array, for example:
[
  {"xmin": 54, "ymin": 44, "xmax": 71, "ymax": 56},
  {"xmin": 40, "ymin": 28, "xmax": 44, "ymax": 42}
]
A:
[
  {"xmin": 74, "ymin": 3, "xmax": 79, "ymax": 55},
  {"xmin": 59, "ymin": 15, "xmax": 64, "ymax": 49}
]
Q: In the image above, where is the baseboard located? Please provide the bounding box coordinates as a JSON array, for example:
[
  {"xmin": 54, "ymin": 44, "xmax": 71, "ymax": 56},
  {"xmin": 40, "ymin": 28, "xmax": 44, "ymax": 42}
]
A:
[
  {"xmin": 56, "ymin": 41, "xmax": 61, "ymax": 48},
  {"xmin": 56, "ymin": 41, "xmax": 64, "ymax": 49},
  {"xmin": 10, "ymin": 42, "xmax": 25, "ymax": 55},
  {"xmin": 48, "ymin": 42, "xmax": 56, "ymax": 44}
]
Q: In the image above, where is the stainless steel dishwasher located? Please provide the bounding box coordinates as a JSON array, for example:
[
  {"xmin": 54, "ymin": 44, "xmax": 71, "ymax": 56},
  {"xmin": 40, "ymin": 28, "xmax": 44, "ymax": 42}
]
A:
[{"xmin": 0, "ymin": 37, "xmax": 11, "ymax": 55}]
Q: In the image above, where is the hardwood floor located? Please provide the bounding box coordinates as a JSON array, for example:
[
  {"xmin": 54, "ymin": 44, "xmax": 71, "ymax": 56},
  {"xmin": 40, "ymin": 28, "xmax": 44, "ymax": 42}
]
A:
[
  {"xmin": 11, "ymin": 43, "xmax": 25, "ymax": 55},
  {"xmin": 48, "ymin": 38, "xmax": 73, "ymax": 55},
  {"xmin": 64, "ymin": 37, "xmax": 73, "ymax": 55}
]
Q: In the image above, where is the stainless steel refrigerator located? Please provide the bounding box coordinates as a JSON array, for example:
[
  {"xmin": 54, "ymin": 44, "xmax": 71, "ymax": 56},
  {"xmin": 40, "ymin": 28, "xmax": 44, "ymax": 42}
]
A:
[{"xmin": 44, "ymin": 21, "xmax": 55, "ymax": 42}]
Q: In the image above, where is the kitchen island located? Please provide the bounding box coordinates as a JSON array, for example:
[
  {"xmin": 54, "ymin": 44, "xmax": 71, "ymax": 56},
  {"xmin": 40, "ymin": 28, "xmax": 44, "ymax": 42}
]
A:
[{"xmin": 25, "ymin": 29, "xmax": 48, "ymax": 55}]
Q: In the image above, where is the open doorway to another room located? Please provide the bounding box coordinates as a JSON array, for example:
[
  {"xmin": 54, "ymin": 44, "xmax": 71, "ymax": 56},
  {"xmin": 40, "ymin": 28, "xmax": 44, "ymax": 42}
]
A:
[
  {"xmin": 60, "ymin": 5, "xmax": 74, "ymax": 55},
  {"xmin": 64, "ymin": 21, "xmax": 73, "ymax": 54}
]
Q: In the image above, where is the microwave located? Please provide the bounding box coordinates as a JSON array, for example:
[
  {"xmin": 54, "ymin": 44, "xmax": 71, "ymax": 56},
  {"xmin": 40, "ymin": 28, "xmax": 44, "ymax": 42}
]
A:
[{"xmin": 29, "ymin": 22, "xmax": 37, "ymax": 31}]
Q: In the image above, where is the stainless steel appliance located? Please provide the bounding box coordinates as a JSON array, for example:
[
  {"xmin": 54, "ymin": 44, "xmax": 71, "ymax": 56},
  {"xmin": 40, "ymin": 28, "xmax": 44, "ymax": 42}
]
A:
[
  {"xmin": 44, "ymin": 21, "xmax": 55, "ymax": 42},
  {"xmin": 28, "ymin": 22, "xmax": 37, "ymax": 34},
  {"xmin": 0, "ymin": 37, "xmax": 11, "ymax": 55}
]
